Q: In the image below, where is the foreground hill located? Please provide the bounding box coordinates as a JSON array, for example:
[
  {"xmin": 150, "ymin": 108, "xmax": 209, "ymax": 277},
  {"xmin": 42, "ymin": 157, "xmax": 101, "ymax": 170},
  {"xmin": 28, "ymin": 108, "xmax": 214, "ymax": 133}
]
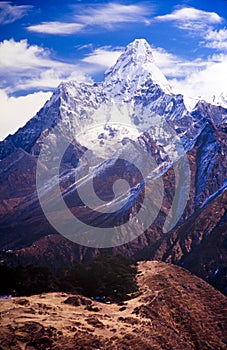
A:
[{"xmin": 0, "ymin": 261, "xmax": 226, "ymax": 349}]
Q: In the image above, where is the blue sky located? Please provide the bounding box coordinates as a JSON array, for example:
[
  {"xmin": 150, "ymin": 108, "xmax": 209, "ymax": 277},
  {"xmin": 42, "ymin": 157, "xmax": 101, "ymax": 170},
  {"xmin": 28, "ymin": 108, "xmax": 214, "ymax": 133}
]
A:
[{"xmin": 0, "ymin": 0, "xmax": 227, "ymax": 139}]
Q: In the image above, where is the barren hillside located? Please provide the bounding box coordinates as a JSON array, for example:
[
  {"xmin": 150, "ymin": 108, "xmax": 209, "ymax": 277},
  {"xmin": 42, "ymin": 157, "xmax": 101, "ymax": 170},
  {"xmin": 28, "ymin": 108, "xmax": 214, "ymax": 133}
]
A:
[{"xmin": 0, "ymin": 261, "xmax": 226, "ymax": 349}]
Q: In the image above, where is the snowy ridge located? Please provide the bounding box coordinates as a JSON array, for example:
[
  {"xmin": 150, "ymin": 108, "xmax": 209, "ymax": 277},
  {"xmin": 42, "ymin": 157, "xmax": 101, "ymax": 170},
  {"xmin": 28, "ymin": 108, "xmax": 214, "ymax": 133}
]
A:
[
  {"xmin": 207, "ymin": 92, "xmax": 227, "ymax": 109},
  {"xmin": 0, "ymin": 38, "xmax": 226, "ymax": 164},
  {"xmin": 47, "ymin": 39, "xmax": 205, "ymax": 159},
  {"xmin": 181, "ymin": 91, "xmax": 227, "ymax": 112}
]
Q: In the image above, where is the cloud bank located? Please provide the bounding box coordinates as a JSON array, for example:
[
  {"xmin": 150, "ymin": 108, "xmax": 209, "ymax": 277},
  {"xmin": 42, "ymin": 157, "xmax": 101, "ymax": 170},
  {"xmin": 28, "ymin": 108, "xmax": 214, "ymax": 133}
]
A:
[
  {"xmin": 0, "ymin": 90, "xmax": 52, "ymax": 141},
  {"xmin": 0, "ymin": 39, "xmax": 88, "ymax": 93},
  {"xmin": 27, "ymin": 2, "xmax": 153, "ymax": 34}
]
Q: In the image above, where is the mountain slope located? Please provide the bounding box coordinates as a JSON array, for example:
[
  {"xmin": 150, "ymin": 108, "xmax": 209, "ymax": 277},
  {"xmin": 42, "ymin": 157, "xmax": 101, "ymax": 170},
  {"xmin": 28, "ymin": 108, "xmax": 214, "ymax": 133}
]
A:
[
  {"xmin": 0, "ymin": 39, "xmax": 226, "ymax": 294},
  {"xmin": 0, "ymin": 261, "xmax": 226, "ymax": 350}
]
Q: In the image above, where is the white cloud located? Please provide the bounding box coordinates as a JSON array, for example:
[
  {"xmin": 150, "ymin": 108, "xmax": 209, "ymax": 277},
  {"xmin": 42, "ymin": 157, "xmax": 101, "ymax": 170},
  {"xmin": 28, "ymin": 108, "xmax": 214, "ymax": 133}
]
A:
[
  {"xmin": 155, "ymin": 7, "xmax": 222, "ymax": 32},
  {"xmin": 151, "ymin": 47, "xmax": 205, "ymax": 78},
  {"xmin": 205, "ymin": 28, "xmax": 227, "ymax": 41},
  {"xmin": 0, "ymin": 38, "xmax": 51, "ymax": 69},
  {"xmin": 82, "ymin": 47, "xmax": 122, "ymax": 67},
  {"xmin": 27, "ymin": 21, "xmax": 84, "ymax": 35},
  {"xmin": 155, "ymin": 7, "xmax": 226, "ymax": 51},
  {"xmin": 156, "ymin": 7, "xmax": 227, "ymax": 52},
  {"xmin": 168, "ymin": 53, "xmax": 227, "ymax": 106},
  {"xmin": 203, "ymin": 28, "xmax": 227, "ymax": 50},
  {"xmin": 156, "ymin": 7, "xmax": 221, "ymax": 23},
  {"xmin": 77, "ymin": 43, "xmax": 94, "ymax": 51},
  {"xmin": 0, "ymin": 90, "xmax": 52, "ymax": 140},
  {"xmin": 148, "ymin": 46, "xmax": 227, "ymax": 107},
  {"xmin": 152, "ymin": 47, "xmax": 187, "ymax": 77},
  {"xmin": 75, "ymin": 3, "xmax": 152, "ymax": 27},
  {"xmin": 0, "ymin": 39, "xmax": 88, "ymax": 93},
  {"xmin": 0, "ymin": 1, "xmax": 32, "ymax": 24},
  {"xmin": 156, "ymin": 7, "xmax": 227, "ymax": 51},
  {"xmin": 26, "ymin": 3, "xmax": 153, "ymax": 34}
]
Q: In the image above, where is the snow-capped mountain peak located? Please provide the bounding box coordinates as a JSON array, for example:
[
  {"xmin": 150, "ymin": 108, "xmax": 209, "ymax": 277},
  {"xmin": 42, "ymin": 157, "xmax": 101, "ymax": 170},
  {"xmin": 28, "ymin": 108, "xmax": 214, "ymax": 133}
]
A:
[
  {"xmin": 104, "ymin": 39, "xmax": 172, "ymax": 95},
  {"xmin": 112, "ymin": 38, "xmax": 155, "ymax": 66}
]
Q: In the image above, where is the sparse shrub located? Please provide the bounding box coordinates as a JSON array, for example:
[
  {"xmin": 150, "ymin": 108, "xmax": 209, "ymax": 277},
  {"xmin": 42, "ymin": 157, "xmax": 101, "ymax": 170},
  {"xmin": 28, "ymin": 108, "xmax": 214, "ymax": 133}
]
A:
[{"xmin": 0, "ymin": 254, "xmax": 137, "ymax": 300}]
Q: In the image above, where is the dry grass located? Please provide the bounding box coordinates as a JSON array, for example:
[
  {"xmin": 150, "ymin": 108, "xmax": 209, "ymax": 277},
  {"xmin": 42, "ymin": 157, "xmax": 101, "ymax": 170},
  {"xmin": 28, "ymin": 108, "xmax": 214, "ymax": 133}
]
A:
[{"xmin": 0, "ymin": 261, "xmax": 226, "ymax": 349}]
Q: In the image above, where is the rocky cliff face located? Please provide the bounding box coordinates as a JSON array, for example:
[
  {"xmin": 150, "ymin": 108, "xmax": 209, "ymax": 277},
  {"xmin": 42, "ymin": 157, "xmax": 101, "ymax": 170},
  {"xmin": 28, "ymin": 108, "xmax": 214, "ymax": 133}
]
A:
[{"xmin": 0, "ymin": 39, "xmax": 226, "ymax": 293}]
